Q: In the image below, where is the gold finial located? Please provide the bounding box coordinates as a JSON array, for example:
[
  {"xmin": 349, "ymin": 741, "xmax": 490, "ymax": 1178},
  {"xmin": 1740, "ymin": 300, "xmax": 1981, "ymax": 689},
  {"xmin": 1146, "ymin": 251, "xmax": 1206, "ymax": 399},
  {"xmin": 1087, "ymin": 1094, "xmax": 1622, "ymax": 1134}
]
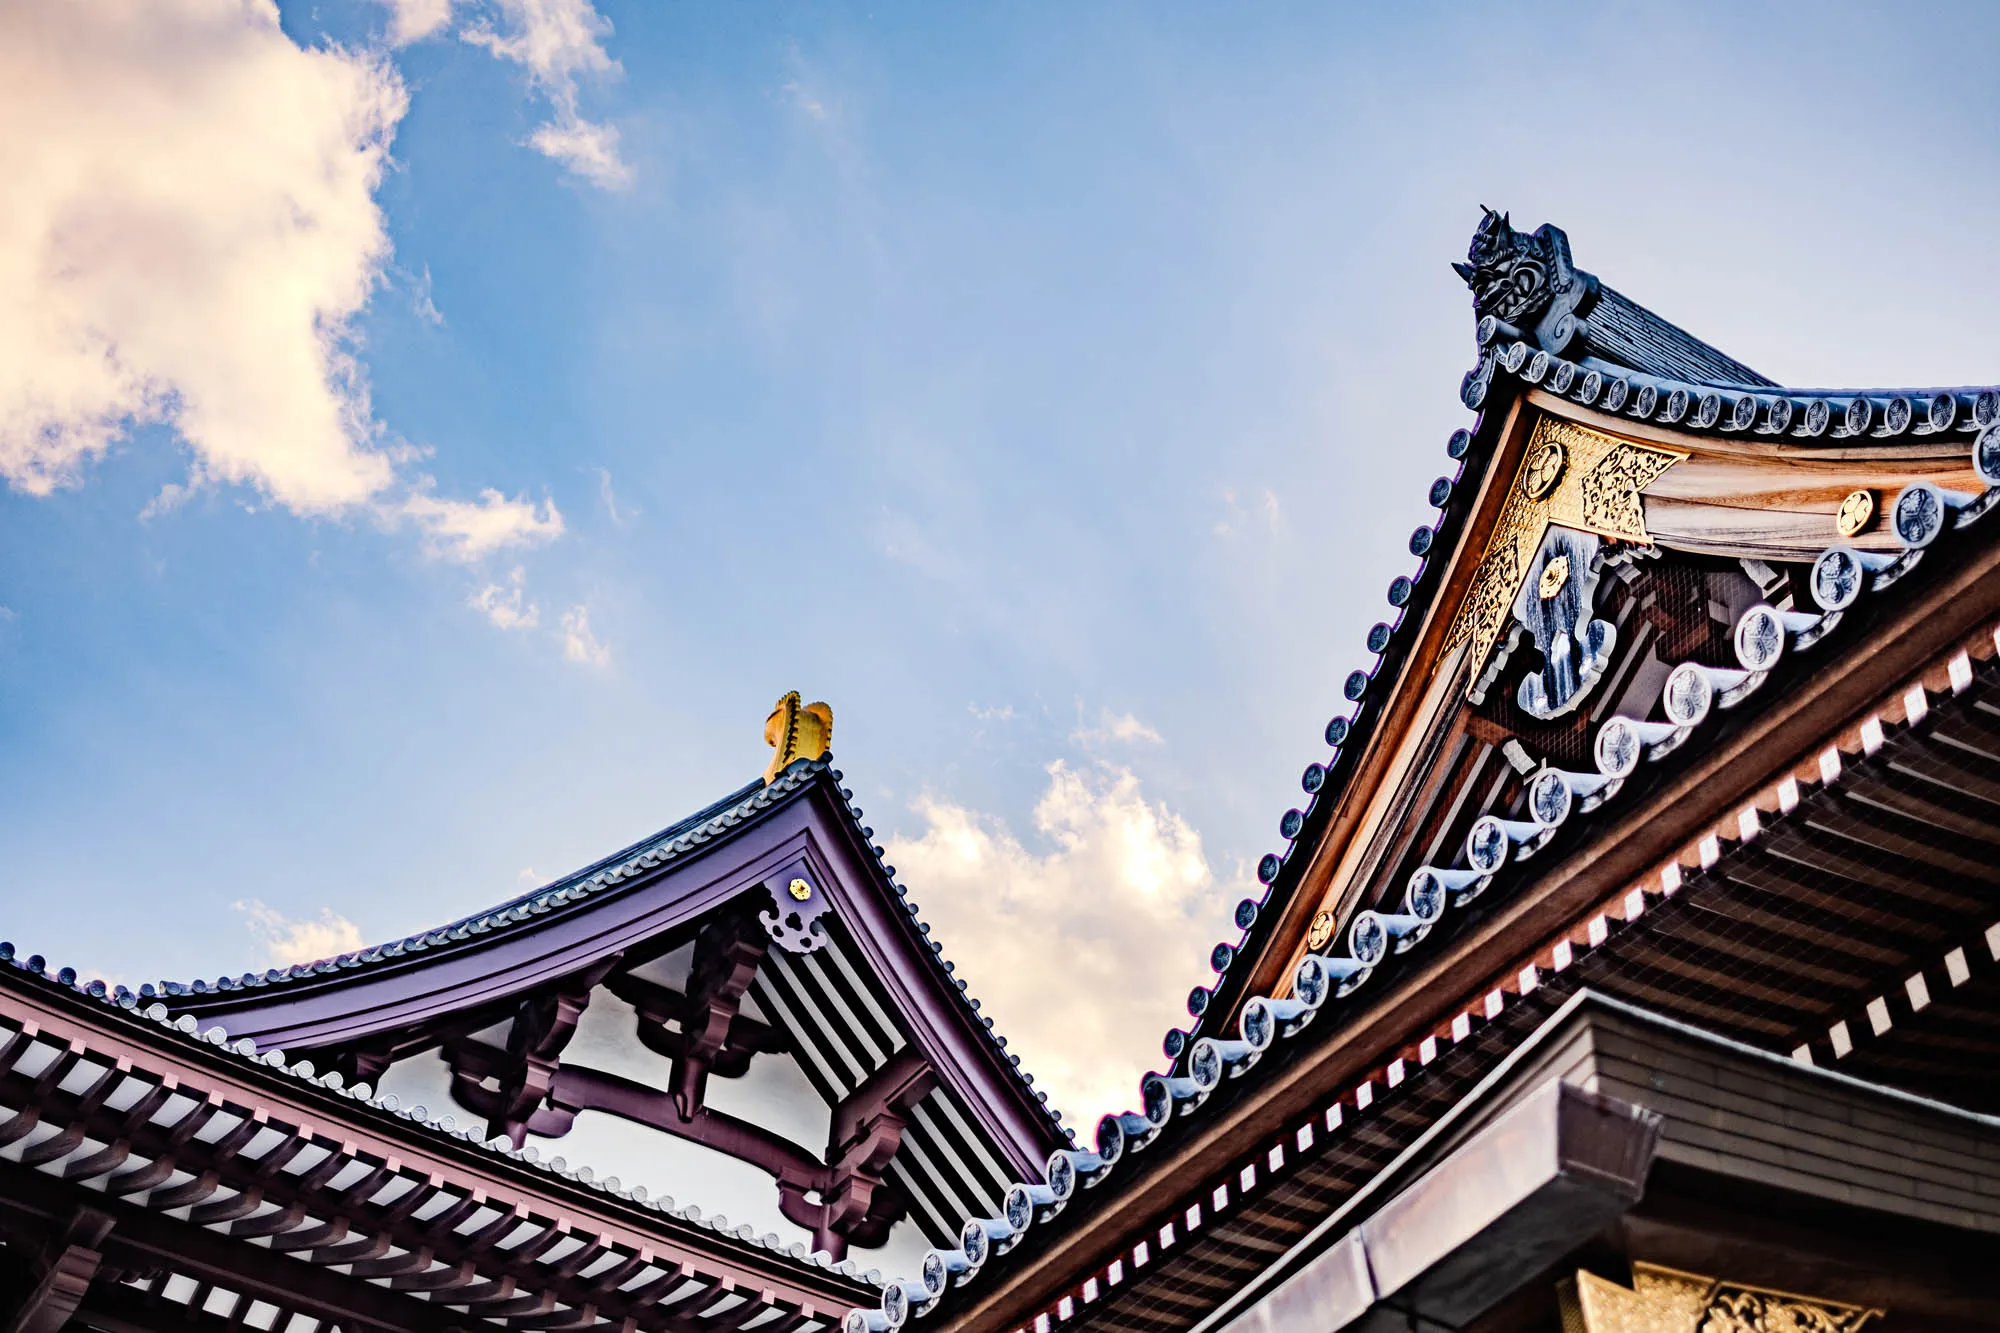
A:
[{"xmin": 763, "ymin": 691, "xmax": 833, "ymax": 784}]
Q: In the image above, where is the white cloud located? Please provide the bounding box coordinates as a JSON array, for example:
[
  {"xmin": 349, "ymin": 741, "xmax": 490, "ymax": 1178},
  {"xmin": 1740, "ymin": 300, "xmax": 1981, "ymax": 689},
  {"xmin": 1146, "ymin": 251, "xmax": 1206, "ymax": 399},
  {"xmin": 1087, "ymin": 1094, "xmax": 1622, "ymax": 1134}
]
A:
[
  {"xmin": 377, "ymin": 0, "xmax": 457, "ymax": 45},
  {"xmin": 884, "ymin": 762, "xmax": 1236, "ymax": 1125},
  {"xmin": 560, "ymin": 603, "xmax": 609, "ymax": 666},
  {"xmin": 138, "ymin": 482, "xmax": 192, "ymax": 522},
  {"xmin": 1071, "ymin": 707, "xmax": 1164, "ymax": 747},
  {"xmin": 410, "ymin": 265, "xmax": 445, "ymax": 326},
  {"xmin": 969, "ymin": 703, "xmax": 1016, "ymax": 722},
  {"xmin": 235, "ymin": 898, "xmax": 366, "ymax": 968},
  {"xmin": 596, "ymin": 466, "xmax": 632, "ymax": 524},
  {"xmin": 403, "ymin": 486, "xmax": 564, "ymax": 562},
  {"xmin": 783, "ymin": 80, "xmax": 829, "ymax": 121},
  {"xmin": 0, "ymin": 0, "xmax": 560, "ymax": 561},
  {"xmin": 463, "ymin": 0, "xmax": 630, "ymax": 188},
  {"xmin": 0, "ymin": 0, "xmax": 405, "ymax": 513},
  {"xmin": 1213, "ymin": 487, "xmax": 1285, "ymax": 540},
  {"xmin": 528, "ymin": 117, "xmax": 632, "ymax": 191},
  {"xmin": 470, "ymin": 565, "xmax": 539, "ymax": 629}
]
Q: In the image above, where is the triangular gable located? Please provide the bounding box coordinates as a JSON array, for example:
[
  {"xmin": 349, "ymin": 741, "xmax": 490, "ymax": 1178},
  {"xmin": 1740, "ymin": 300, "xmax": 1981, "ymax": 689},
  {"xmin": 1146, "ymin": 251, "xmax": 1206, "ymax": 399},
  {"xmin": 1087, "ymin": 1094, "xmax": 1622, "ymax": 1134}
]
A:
[
  {"xmin": 1202, "ymin": 213, "xmax": 2000, "ymax": 1043},
  {"xmin": 158, "ymin": 699, "xmax": 1065, "ymax": 1270}
]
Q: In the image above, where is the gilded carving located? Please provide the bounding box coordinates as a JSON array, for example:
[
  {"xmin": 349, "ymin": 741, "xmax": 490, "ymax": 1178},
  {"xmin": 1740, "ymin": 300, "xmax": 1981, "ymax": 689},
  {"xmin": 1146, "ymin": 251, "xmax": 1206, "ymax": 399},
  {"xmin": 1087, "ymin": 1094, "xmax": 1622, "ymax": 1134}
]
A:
[
  {"xmin": 1538, "ymin": 554, "xmax": 1571, "ymax": 600},
  {"xmin": 1560, "ymin": 1262, "xmax": 1880, "ymax": 1333},
  {"xmin": 1835, "ymin": 489, "xmax": 1875, "ymax": 538},
  {"xmin": 1444, "ymin": 416, "xmax": 1684, "ymax": 690}
]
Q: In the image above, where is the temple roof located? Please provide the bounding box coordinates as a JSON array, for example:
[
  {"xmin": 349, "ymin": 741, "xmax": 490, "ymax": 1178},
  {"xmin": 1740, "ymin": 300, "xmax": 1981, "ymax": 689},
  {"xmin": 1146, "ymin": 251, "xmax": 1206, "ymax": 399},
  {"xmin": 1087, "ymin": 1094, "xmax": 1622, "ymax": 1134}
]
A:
[
  {"xmin": 6, "ymin": 699, "xmax": 1075, "ymax": 1283},
  {"xmin": 840, "ymin": 212, "xmax": 2000, "ymax": 1333},
  {"xmin": 0, "ymin": 951, "xmax": 885, "ymax": 1332},
  {"xmin": 150, "ymin": 753, "xmax": 1056, "ymax": 1126}
]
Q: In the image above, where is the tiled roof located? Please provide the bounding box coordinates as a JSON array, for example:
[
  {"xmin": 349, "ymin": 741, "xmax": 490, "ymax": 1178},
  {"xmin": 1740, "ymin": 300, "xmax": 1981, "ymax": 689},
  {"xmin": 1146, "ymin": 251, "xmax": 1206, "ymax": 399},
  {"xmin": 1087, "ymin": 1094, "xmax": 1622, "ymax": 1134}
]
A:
[
  {"xmin": 141, "ymin": 757, "xmax": 1068, "ymax": 1136},
  {"xmin": 842, "ymin": 218, "xmax": 2000, "ymax": 1331},
  {"xmin": 0, "ymin": 941, "xmax": 888, "ymax": 1287}
]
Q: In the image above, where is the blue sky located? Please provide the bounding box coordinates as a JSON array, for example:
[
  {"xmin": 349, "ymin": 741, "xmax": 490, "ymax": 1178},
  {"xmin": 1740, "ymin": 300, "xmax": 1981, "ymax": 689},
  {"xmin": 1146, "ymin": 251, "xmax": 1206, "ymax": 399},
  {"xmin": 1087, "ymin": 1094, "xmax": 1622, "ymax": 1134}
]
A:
[{"xmin": 5, "ymin": 0, "xmax": 2000, "ymax": 1121}]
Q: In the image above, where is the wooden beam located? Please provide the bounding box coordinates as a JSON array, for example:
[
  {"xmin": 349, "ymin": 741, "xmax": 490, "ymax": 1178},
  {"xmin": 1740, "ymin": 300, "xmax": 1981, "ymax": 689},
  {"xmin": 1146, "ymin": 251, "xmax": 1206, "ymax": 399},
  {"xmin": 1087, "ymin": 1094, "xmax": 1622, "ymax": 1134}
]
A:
[{"xmin": 4, "ymin": 1208, "xmax": 111, "ymax": 1333}]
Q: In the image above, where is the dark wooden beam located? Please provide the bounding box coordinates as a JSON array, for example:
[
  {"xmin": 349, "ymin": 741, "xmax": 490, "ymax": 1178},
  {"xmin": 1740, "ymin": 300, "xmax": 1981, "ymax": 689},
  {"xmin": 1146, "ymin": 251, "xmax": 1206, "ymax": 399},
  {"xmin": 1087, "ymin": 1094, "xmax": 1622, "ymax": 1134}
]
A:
[
  {"xmin": 0, "ymin": 1159, "xmax": 457, "ymax": 1333},
  {"xmin": 3, "ymin": 1208, "xmax": 112, "ymax": 1333},
  {"xmin": 0, "ymin": 979, "xmax": 873, "ymax": 1316}
]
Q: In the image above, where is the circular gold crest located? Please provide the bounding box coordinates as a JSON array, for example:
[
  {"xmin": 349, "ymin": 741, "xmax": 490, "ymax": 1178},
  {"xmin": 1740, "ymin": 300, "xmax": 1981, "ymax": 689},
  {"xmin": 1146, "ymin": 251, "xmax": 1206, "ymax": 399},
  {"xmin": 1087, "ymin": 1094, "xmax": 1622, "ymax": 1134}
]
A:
[
  {"xmin": 1537, "ymin": 554, "xmax": 1571, "ymax": 600},
  {"xmin": 787, "ymin": 877, "xmax": 813, "ymax": 902},
  {"xmin": 1306, "ymin": 910, "xmax": 1336, "ymax": 951},
  {"xmin": 1522, "ymin": 438, "xmax": 1566, "ymax": 500},
  {"xmin": 1835, "ymin": 489, "xmax": 1875, "ymax": 538}
]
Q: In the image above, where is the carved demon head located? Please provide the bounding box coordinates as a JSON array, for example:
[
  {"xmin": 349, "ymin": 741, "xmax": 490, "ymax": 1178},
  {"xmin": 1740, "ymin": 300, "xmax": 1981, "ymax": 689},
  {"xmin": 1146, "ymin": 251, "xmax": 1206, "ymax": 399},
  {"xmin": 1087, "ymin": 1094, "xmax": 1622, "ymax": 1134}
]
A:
[{"xmin": 1453, "ymin": 208, "xmax": 1554, "ymax": 323}]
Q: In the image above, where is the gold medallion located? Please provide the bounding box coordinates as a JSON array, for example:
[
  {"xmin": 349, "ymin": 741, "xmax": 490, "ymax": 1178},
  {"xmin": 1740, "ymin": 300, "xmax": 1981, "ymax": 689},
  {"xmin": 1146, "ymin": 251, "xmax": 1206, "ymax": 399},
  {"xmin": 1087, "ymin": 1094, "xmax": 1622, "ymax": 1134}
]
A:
[
  {"xmin": 787, "ymin": 877, "xmax": 813, "ymax": 902},
  {"xmin": 1306, "ymin": 910, "xmax": 1336, "ymax": 950},
  {"xmin": 1522, "ymin": 436, "xmax": 1567, "ymax": 500},
  {"xmin": 1538, "ymin": 554, "xmax": 1570, "ymax": 600},
  {"xmin": 1836, "ymin": 489, "xmax": 1875, "ymax": 538}
]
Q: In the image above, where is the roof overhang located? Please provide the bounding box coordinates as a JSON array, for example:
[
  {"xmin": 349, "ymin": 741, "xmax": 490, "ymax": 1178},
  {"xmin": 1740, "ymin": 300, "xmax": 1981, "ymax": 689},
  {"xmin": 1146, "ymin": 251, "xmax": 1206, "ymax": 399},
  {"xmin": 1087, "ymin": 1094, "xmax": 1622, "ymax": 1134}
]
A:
[{"xmin": 1213, "ymin": 993, "xmax": 2000, "ymax": 1333}]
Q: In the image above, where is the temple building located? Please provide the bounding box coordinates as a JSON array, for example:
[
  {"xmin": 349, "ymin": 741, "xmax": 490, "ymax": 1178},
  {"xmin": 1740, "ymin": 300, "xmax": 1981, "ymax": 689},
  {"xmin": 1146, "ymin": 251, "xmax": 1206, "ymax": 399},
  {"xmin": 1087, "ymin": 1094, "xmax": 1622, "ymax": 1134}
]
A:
[{"xmin": 3, "ymin": 213, "xmax": 1999, "ymax": 1333}]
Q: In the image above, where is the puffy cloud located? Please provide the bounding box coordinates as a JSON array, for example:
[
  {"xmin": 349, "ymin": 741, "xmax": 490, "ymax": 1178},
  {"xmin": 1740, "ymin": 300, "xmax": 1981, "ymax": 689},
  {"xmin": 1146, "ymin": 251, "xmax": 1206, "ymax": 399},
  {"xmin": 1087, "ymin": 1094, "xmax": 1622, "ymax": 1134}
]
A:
[
  {"xmin": 0, "ymin": 0, "xmax": 405, "ymax": 513},
  {"xmin": 560, "ymin": 603, "xmax": 609, "ymax": 666},
  {"xmin": 1071, "ymin": 707, "xmax": 1164, "ymax": 747},
  {"xmin": 464, "ymin": 0, "xmax": 630, "ymax": 188},
  {"xmin": 527, "ymin": 117, "xmax": 631, "ymax": 191},
  {"xmin": 402, "ymin": 486, "xmax": 564, "ymax": 562},
  {"xmin": 470, "ymin": 565, "xmax": 539, "ymax": 629},
  {"xmin": 2, "ymin": 0, "xmax": 562, "ymax": 565},
  {"xmin": 884, "ymin": 762, "xmax": 1238, "ymax": 1125},
  {"xmin": 376, "ymin": 0, "xmax": 457, "ymax": 45},
  {"xmin": 235, "ymin": 898, "xmax": 366, "ymax": 968}
]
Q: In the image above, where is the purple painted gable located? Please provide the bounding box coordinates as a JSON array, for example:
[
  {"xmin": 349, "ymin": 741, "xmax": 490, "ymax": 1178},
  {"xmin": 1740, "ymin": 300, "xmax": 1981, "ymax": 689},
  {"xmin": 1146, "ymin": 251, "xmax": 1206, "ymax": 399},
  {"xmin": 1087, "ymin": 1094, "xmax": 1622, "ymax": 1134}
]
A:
[{"xmin": 162, "ymin": 758, "xmax": 1064, "ymax": 1263}]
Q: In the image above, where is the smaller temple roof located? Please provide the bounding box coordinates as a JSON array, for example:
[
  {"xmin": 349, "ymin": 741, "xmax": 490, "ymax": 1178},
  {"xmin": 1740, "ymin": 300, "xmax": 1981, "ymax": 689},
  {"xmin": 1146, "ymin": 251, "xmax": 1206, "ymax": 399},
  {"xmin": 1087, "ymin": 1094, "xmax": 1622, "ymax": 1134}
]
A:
[{"xmin": 44, "ymin": 695, "xmax": 1072, "ymax": 1284}]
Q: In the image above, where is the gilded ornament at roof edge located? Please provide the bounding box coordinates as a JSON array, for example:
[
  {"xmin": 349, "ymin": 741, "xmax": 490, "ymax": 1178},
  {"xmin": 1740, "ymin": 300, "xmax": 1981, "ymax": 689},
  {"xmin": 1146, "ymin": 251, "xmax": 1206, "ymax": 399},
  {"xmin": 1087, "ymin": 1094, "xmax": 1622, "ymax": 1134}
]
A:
[
  {"xmin": 1443, "ymin": 416, "xmax": 1684, "ymax": 683},
  {"xmin": 1561, "ymin": 1262, "xmax": 1880, "ymax": 1333},
  {"xmin": 765, "ymin": 691, "xmax": 835, "ymax": 785}
]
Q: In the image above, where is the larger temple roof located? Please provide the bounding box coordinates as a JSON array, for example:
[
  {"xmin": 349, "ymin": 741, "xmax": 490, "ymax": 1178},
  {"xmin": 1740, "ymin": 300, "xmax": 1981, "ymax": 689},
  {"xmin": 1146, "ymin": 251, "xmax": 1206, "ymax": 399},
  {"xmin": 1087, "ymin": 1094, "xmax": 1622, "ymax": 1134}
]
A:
[{"xmin": 839, "ymin": 211, "xmax": 2000, "ymax": 1333}]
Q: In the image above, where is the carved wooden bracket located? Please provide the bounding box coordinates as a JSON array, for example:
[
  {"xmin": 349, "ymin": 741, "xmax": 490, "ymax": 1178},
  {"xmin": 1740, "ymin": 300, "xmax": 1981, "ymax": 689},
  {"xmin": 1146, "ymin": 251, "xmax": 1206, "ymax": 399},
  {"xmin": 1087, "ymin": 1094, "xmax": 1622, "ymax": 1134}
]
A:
[
  {"xmin": 445, "ymin": 955, "xmax": 620, "ymax": 1148},
  {"xmin": 672, "ymin": 904, "xmax": 771, "ymax": 1117}
]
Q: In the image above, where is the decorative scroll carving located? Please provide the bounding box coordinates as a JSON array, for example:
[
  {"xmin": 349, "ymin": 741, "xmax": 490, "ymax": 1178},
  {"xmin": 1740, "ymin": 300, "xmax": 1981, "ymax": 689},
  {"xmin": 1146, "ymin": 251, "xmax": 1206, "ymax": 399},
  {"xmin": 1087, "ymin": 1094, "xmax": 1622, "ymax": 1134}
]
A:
[
  {"xmin": 764, "ymin": 691, "xmax": 834, "ymax": 784},
  {"xmin": 1513, "ymin": 527, "xmax": 1613, "ymax": 720},
  {"xmin": 760, "ymin": 872, "xmax": 833, "ymax": 953},
  {"xmin": 1445, "ymin": 416, "xmax": 1683, "ymax": 708},
  {"xmin": 1561, "ymin": 1262, "xmax": 1881, "ymax": 1333}
]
